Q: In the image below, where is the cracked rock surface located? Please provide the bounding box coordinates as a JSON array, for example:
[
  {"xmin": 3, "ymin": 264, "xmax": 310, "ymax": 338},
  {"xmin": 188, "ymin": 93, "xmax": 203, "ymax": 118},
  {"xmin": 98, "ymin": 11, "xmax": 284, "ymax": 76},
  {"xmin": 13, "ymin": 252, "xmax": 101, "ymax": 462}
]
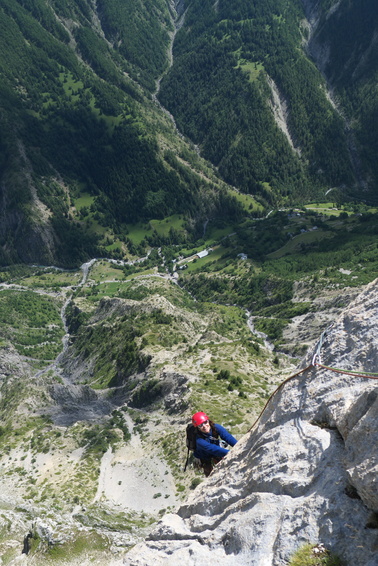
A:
[{"xmin": 124, "ymin": 279, "xmax": 378, "ymax": 566}]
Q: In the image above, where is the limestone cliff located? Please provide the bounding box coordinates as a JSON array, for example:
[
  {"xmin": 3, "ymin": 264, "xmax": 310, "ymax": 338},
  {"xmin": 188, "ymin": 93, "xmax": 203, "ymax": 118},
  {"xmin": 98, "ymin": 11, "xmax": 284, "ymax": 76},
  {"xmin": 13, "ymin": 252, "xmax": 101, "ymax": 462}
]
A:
[{"xmin": 124, "ymin": 279, "xmax": 378, "ymax": 565}]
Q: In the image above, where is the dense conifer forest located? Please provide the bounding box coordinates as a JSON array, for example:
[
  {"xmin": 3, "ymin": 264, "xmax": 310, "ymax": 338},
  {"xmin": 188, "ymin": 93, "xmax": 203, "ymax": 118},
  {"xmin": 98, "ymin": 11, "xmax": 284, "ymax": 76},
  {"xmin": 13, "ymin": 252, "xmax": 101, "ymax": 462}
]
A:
[
  {"xmin": 0, "ymin": 0, "xmax": 377, "ymax": 266},
  {"xmin": 159, "ymin": 0, "xmax": 356, "ymax": 200},
  {"xmin": 307, "ymin": 0, "xmax": 378, "ymax": 199}
]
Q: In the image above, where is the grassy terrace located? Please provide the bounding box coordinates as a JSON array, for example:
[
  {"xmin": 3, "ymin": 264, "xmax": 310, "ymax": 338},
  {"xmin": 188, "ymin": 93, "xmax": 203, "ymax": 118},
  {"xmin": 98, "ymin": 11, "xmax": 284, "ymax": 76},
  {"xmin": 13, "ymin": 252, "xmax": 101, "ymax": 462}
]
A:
[
  {"xmin": 12, "ymin": 269, "xmax": 82, "ymax": 289},
  {"xmin": 267, "ymin": 228, "xmax": 334, "ymax": 259},
  {"xmin": 0, "ymin": 289, "xmax": 65, "ymax": 361}
]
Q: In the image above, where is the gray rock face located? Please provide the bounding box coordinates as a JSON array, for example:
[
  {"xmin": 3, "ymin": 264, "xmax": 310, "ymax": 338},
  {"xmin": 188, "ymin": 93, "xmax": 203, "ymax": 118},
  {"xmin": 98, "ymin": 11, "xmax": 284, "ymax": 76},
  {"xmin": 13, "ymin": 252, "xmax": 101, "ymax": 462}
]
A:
[{"xmin": 124, "ymin": 279, "xmax": 378, "ymax": 566}]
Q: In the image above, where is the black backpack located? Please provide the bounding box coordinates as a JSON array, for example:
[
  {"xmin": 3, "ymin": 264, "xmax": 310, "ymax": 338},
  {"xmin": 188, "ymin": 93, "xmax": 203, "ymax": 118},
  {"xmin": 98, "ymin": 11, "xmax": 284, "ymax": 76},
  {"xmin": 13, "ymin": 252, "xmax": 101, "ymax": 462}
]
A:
[
  {"xmin": 184, "ymin": 424, "xmax": 197, "ymax": 471},
  {"xmin": 186, "ymin": 423, "xmax": 197, "ymax": 451}
]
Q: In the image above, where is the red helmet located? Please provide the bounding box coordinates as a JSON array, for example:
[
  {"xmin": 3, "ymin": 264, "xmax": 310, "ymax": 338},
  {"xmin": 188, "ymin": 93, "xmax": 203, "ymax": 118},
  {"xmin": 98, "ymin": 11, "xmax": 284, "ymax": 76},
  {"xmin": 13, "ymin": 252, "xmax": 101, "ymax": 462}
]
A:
[{"xmin": 192, "ymin": 412, "xmax": 209, "ymax": 427}]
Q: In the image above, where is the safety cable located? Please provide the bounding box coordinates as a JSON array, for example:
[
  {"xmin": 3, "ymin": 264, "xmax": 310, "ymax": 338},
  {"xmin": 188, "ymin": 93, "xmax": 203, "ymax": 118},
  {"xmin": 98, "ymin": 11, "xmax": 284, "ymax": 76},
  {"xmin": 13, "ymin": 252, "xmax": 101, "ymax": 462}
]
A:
[
  {"xmin": 310, "ymin": 322, "xmax": 378, "ymax": 378},
  {"xmin": 312, "ymin": 323, "xmax": 333, "ymax": 366},
  {"xmin": 314, "ymin": 363, "xmax": 378, "ymax": 379},
  {"xmin": 248, "ymin": 330, "xmax": 378, "ymax": 433},
  {"xmin": 248, "ymin": 364, "xmax": 313, "ymax": 432}
]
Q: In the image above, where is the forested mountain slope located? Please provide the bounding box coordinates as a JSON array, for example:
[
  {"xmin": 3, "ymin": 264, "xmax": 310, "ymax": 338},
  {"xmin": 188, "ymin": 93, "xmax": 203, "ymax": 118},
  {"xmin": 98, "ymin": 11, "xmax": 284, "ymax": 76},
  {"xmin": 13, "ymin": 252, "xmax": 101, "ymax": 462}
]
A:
[
  {"xmin": 304, "ymin": 0, "xmax": 378, "ymax": 199},
  {"xmin": 0, "ymin": 0, "xmax": 239, "ymax": 266},
  {"xmin": 159, "ymin": 0, "xmax": 378, "ymax": 204},
  {"xmin": 159, "ymin": 0, "xmax": 356, "ymax": 201},
  {"xmin": 0, "ymin": 0, "xmax": 377, "ymax": 267}
]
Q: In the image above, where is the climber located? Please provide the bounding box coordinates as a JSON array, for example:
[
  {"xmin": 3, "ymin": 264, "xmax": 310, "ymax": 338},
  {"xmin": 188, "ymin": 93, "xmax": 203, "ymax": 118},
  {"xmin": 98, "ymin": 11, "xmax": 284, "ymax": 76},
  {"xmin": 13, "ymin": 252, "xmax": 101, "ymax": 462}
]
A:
[{"xmin": 191, "ymin": 411, "xmax": 237, "ymax": 476}]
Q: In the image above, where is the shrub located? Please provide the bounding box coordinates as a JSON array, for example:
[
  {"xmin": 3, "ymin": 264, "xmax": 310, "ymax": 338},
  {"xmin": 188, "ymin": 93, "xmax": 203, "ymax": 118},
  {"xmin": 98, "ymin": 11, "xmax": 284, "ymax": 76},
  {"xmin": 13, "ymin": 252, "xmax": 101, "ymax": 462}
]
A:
[
  {"xmin": 289, "ymin": 543, "xmax": 343, "ymax": 566},
  {"xmin": 131, "ymin": 379, "xmax": 163, "ymax": 407},
  {"xmin": 190, "ymin": 477, "xmax": 202, "ymax": 489}
]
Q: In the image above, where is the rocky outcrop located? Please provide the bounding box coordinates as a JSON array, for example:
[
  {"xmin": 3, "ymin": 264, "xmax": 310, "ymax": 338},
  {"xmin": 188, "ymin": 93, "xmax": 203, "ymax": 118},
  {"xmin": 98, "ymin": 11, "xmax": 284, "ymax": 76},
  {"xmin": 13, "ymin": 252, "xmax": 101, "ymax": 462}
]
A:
[
  {"xmin": 124, "ymin": 279, "xmax": 378, "ymax": 565},
  {"xmin": 0, "ymin": 139, "xmax": 59, "ymax": 266},
  {"xmin": 267, "ymin": 76, "xmax": 300, "ymax": 155}
]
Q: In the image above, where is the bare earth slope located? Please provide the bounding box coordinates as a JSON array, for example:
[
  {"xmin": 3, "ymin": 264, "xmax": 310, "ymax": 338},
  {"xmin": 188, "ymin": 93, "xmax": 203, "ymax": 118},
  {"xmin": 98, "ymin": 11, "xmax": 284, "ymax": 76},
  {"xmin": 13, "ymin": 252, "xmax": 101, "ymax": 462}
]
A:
[{"xmin": 124, "ymin": 278, "xmax": 378, "ymax": 565}]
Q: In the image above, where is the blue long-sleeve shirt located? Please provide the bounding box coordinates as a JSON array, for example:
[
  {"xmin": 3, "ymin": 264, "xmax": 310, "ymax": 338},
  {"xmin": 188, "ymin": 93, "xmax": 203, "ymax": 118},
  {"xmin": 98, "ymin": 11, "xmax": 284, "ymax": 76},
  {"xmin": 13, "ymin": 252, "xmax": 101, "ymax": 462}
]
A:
[{"xmin": 193, "ymin": 424, "xmax": 237, "ymax": 461}]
